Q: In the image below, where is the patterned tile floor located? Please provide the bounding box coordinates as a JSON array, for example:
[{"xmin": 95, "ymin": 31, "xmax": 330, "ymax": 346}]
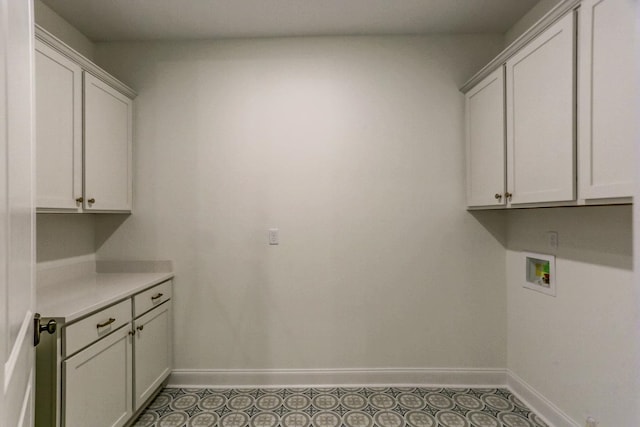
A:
[{"xmin": 132, "ymin": 386, "xmax": 548, "ymax": 427}]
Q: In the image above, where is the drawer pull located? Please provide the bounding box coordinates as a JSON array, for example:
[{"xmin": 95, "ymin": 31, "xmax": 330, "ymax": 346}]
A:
[
  {"xmin": 151, "ymin": 293, "xmax": 163, "ymax": 301},
  {"xmin": 96, "ymin": 318, "xmax": 116, "ymax": 328},
  {"xmin": 137, "ymin": 325, "xmax": 144, "ymax": 331}
]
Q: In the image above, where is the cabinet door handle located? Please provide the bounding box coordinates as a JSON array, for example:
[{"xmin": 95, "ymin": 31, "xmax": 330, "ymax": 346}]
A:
[
  {"xmin": 505, "ymin": 192, "xmax": 512, "ymax": 201},
  {"xmin": 136, "ymin": 325, "xmax": 144, "ymax": 331},
  {"xmin": 75, "ymin": 197, "xmax": 83, "ymax": 203},
  {"xmin": 88, "ymin": 198, "xmax": 96, "ymax": 204},
  {"xmin": 151, "ymin": 293, "xmax": 163, "ymax": 301},
  {"xmin": 96, "ymin": 318, "xmax": 116, "ymax": 328},
  {"xmin": 494, "ymin": 193, "xmax": 502, "ymax": 201}
]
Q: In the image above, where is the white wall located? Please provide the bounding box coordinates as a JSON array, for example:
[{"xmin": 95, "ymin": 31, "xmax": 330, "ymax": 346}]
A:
[
  {"xmin": 94, "ymin": 35, "xmax": 508, "ymax": 372},
  {"xmin": 36, "ymin": 214, "xmax": 95, "ymax": 262},
  {"xmin": 506, "ymin": 205, "xmax": 637, "ymax": 426},
  {"xmin": 33, "ymin": 0, "xmax": 95, "ymax": 59}
]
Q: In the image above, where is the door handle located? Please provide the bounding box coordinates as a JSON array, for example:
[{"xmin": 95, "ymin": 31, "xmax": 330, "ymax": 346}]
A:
[
  {"xmin": 34, "ymin": 313, "xmax": 57, "ymax": 347},
  {"xmin": 96, "ymin": 318, "xmax": 116, "ymax": 329}
]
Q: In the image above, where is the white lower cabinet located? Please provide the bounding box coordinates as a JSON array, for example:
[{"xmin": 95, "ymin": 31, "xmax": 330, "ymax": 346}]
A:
[
  {"xmin": 35, "ymin": 280, "xmax": 173, "ymax": 427},
  {"xmin": 63, "ymin": 326, "xmax": 133, "ymax": 427},
  {"xmin": 134, "ymin": 301, "xmax": 172, "ymax": 409}
]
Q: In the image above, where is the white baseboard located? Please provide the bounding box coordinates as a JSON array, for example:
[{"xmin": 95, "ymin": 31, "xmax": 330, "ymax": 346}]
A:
[
  {"xmin": 507, "ymin": 370, "xmax": 580, "ymax": 427},
  {"xmin": 169, "ymin": 367, "xmax": 506, "ymax": 389}
]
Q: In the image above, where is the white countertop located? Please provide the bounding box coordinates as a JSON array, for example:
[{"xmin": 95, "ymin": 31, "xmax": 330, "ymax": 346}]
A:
[{"xmin": 36, "ymin": 259, "xmax": 173, "ymax": 323}]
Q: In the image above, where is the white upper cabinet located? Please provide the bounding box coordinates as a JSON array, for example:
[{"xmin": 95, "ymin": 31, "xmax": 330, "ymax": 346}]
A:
[
  {"xmin": 35, "ymin": 26, "xmax": 136, "ymax": 213},
  {"xmin": 35, "ymin": 40, "xmax": 82, "ymax": 211},
  {"xmin": 578, "ymin": 0, "xmax": 636, "ymax": 201},
  {"xmin": 458, "ymin": 1, "xmax": 634, "ymax": 210},
  {"xmin": 505, "ymin": 12, "xmax": 576, "ymax": 205},
  {"xmin": 465, "ymin": 67, "xmax": 506, "ymax": 207},
  {"xmin": 84, "ymin": 73, "xmax": 133, "ymax": 212}
]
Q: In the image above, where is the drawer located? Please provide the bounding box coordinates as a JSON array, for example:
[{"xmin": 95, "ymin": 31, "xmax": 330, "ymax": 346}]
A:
[
  {"xmin": 134, "ymin": 280, "xmax": 172, "ymax": 318},
  {"xmin": 64, "ymin": 299, "xmax": 132, "ymax": 357}
]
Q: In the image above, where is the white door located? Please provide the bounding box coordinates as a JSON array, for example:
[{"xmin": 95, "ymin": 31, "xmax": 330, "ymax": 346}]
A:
[
  {"xmin": 63, "ymin": 326, "xmax": 133, "ymax": 427},
  {"xmin": 84, "ymin": 72, "xmax": 133, "ymax": 212},
  {"xmin": 506, "ymin": 12, "xmax": 576, "ymax": 205},
  {"xmin": 578, "ymin": 0, "xmax": 636, "ymax": 200},
  {"xmin": 0, "ymin": 1, "xmax": 36, "ymax": 427},
  {"xmin": 134, "ymin": 302, "xmax": 172, "ymax": 410},
  {"xmin": 465, "ymin": 67, "xmax": 506, "ymax": 207},
  {"xmin": 35, "ymin": 40, "xmax": 83, "ymax": 211}
]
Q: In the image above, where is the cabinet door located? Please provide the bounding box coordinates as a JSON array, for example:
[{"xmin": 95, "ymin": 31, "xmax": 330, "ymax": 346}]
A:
[
  {"xmin": 63, "ymin": 326, "xmax": 133, "ymax": 427},
  {"xmin": 84, "ymin": 72, "xmax": 133, "ymax": 212},
  {"xmin": 35, "ymin": 40, "xmax": 82, "ymax": 211},
  {"xmin": 506, "ymin": 12, "xmax": 575, "ymax": 205},
  {"xmin": 465, "ymin": 67, "xmax": 506, "ymax": 207},
  {"xmin": 578, "ymin": 0, "xmax": 635, "ymax": 200},
  {"xmin": 134, "ymin": 301, "xmax": 172, "ymax": 410}
]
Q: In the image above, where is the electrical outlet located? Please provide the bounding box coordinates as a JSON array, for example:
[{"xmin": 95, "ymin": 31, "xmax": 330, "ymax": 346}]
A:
[
  {"xmin": 586, "ymin": 416, "xmax": 598, "ymax": 427},
  {"xmin": 547, "ymin": 231, "xmax": 558, "ymax": 250}
]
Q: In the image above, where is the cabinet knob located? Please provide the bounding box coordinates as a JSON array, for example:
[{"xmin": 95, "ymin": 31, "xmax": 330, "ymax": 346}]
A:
[
  {"xmin": 505, "ymin": 192, "xmax": 513, "ymax": 201},
  {"xmin": 88, "ymin": 198, "xmax": 96, "ymax": 204},
  {"xmin": 137, "ymin": 325, "xmax": 144, "ymax": 331},
  {"xmin": 75, "ymin": 197, "xmax": 83, "ymax": 203},
  {"xmin": 494, "ymin": 193, "xmax": 502, "ymax": 201}
]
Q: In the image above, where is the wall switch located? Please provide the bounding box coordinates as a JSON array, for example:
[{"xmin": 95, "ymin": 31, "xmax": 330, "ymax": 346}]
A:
[
  {"xmin": 547, "ymin": 231, "xmax": 558, "ymax": 250},
  {"xmin": 268, "ymin": 228, "xmax": 279, "ymax": 245},
  {"xmin": 585, "ymin": 417, "xmax": 598, "ymax": 427}
]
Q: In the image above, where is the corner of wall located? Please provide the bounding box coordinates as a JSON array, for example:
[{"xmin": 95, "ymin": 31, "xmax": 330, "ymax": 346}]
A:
[
  {"xmin": 504, "ymin": 205, "xmax": 635, "ymax": 426},
  {"xmin": 33, "ymin": 0, "xmax": 96, "ymax": 60},
  {"xmin": 36, "ymin": 214, "xmax": 97, "ymax": 264}
]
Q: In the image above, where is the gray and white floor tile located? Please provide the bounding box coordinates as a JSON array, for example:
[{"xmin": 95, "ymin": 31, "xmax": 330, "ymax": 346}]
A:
[{"xmin": 132, "ymin": 386, "xmax": 548, "ymax": 427}]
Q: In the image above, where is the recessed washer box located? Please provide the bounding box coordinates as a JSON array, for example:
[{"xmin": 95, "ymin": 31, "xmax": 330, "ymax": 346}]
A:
[{"xmin": 523, "ymin": 252, "xmax": 556, "ymax": 296}]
